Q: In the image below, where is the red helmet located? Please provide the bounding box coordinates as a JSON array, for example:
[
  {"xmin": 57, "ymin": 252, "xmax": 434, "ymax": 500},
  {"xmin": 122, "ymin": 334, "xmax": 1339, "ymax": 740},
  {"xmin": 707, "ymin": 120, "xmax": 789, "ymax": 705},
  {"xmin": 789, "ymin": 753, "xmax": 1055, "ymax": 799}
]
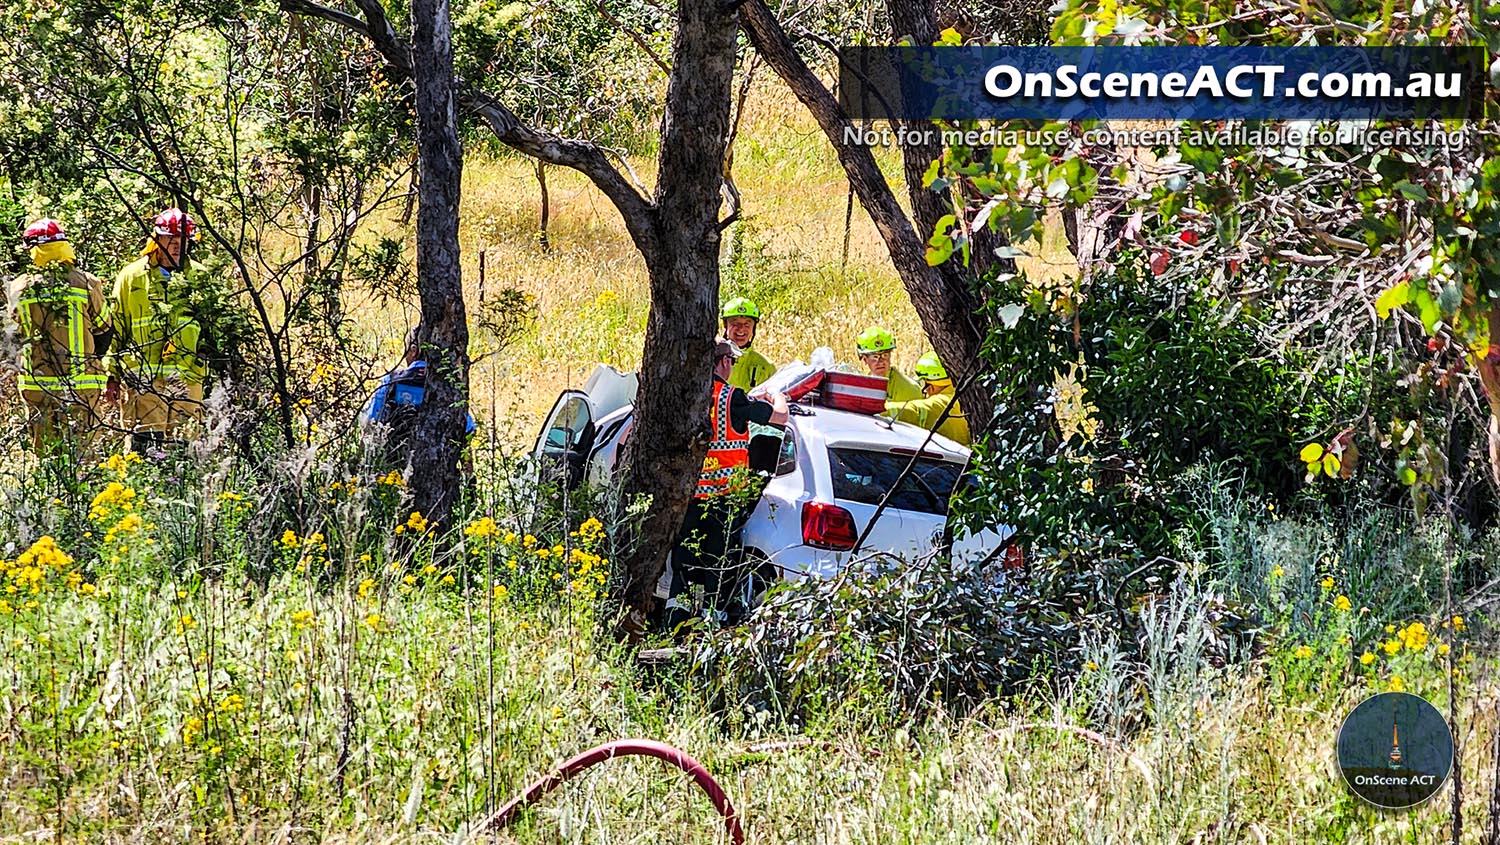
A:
[
  {"xmin": 22, "ymin": 218, "xmax": 68, "ymax": 247},
  {"xmin": 152, "ymin": 207, "xmax": 197, "ymax": 239}
]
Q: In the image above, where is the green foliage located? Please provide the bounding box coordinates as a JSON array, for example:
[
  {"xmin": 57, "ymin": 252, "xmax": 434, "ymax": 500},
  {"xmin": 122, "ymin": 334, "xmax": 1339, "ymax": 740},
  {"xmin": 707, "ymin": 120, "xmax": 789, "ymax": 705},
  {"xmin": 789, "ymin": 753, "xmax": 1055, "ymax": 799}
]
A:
[
  {"xmin": 961, "ymin": 259, "xmax": 1341, "ymax": 571},
  {"xmin": 455, "ymin": 0, "xmax": 664, "ymax": 150}
]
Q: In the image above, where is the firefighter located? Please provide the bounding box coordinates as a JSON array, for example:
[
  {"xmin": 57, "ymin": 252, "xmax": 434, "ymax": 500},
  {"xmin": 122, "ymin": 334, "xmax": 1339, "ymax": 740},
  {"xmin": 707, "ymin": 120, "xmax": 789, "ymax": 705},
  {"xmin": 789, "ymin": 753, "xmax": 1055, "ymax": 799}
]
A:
[
  {"xmin": 104, "ymin": 207, "xmax": 208, "ymax": 453},
  {"xmin": 720, "ymin": 297, "xmax": 775, "ymax": 390},
  {"xmin": 883, "ymin": 352, "xmax": 970, "ymax": 446},
  {"xmin": 7, "ymin": 218, "xmax": 111, "ymax": 455},
  {"xmin": 855, "ymin": 326, "xmax": 923, "ymax": 402},
  {"xmin": 664, "ymin": 337, "xmax": 789, "ymax": 632}
]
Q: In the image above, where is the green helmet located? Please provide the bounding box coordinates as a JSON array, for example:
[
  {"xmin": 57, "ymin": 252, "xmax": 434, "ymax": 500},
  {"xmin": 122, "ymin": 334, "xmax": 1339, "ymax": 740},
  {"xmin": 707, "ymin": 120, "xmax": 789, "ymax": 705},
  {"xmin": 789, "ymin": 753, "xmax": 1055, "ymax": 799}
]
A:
[
  {"xmin": 914, "ymin": 352, "xmax": 947, "ymax": 382},
  {"xmin": 721, "ymin": 297, "xmax": 761, "ymax": 322},
  {"xmin": 856, "ymin": 326, "xmax": 896, "ymax": 355}
]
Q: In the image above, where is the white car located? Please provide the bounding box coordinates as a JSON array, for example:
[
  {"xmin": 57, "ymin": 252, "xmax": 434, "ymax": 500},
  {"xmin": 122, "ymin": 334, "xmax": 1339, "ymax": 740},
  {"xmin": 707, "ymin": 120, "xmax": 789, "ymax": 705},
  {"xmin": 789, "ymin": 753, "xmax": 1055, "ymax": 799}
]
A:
[{"xmin": 533, "ymin": 366, "xmax": 1016, "ymax": 603}]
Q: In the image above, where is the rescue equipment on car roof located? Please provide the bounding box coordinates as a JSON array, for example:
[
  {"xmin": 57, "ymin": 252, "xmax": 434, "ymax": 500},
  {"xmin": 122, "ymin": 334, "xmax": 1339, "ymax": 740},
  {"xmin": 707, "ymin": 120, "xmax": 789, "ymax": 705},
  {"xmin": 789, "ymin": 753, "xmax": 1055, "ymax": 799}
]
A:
[{"xmin": 757, "ymin": 368, "xmax": 888, "ymax": 415}]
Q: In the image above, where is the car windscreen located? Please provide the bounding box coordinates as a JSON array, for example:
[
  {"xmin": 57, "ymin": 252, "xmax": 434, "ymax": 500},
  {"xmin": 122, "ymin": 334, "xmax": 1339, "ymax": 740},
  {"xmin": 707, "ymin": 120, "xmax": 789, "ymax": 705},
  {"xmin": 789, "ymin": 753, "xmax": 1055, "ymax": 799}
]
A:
[{"xmin": 827, "ymin": 447, "xmax": 964, "ymax": 516}]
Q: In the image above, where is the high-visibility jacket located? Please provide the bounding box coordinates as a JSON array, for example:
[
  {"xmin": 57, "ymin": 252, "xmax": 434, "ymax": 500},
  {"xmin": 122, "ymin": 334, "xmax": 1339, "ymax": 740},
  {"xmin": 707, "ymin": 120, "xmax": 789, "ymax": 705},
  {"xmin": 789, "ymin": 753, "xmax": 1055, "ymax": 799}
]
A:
[
  {"xmin": 884, "ymin": 382, "xmax": 970, "ymax": 446},
  {"xmin": 696, "ymin": 381, "xmax": 751, "ymax": 498},
  {"xmin": 885, "ymin": 366, "xmax": 923, "ymax": 403},
  {"xmin": 8, "ymin": 265, "xmax": 109, "ymax": 394},
  {"xmin": 108, "ymin": 256, "xmax": 206, "ymax": 385},
  {"xmin": 728, "ymin": 347, "xmax": 775, "ymax": 392}
]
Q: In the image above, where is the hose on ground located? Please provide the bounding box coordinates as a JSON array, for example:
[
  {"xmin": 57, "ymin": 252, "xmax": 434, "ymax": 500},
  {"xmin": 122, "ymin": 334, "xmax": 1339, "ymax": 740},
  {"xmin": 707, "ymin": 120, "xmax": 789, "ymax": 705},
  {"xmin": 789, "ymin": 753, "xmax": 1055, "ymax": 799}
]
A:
[{"xmin": 470, "ymin": 738, "xmax": 745, "ymax": 844}]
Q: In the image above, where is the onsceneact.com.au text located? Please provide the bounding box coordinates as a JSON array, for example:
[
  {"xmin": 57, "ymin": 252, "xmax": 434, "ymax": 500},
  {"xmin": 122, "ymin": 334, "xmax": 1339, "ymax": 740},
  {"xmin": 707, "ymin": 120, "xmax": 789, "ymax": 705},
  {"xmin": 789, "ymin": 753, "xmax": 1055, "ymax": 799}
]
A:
[{"xmin": 983, "ymin": 64, "xmax": 1463, "ymax": 101}]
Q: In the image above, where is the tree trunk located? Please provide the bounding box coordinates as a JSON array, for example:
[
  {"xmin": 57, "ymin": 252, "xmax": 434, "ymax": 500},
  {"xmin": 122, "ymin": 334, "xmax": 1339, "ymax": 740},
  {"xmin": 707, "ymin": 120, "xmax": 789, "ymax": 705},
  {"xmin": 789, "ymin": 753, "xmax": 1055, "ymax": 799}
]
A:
[
  {"xmin": 407, "ymin": 0, "xmax": 469, "ymax": 528},
  {"xmin": 613, "ymin": 0, "xmax": 740, "ymax": 631}
]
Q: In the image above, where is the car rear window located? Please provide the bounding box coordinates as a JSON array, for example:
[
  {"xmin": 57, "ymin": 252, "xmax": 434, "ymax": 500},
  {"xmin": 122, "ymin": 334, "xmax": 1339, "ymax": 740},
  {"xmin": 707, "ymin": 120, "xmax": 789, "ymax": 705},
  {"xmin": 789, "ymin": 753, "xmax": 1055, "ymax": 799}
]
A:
[{"xmin": 827, "ymin": 447, "xmax": 964, "ymax": 515}]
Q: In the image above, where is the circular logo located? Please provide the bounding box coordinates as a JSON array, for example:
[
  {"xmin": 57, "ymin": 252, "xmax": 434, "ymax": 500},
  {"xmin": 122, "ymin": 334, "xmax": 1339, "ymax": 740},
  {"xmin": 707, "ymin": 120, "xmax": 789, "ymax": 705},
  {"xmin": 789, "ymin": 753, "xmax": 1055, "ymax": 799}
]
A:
[{"xmin": 1336, "ymin": 692, "xmax": 1455, "ymax": 809}]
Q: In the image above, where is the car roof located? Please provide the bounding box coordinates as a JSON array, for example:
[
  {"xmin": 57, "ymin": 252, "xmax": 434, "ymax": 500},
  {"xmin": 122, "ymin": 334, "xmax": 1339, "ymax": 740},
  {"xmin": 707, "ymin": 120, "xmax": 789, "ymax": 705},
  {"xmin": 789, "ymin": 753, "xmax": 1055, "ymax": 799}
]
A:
[
  {"xmin": 596, "ymin": 402, "xmax": 969, "ymax": 462},
  {"xmin": 789, "ymin": 406, "xmax": 970, "ymax": 460}
]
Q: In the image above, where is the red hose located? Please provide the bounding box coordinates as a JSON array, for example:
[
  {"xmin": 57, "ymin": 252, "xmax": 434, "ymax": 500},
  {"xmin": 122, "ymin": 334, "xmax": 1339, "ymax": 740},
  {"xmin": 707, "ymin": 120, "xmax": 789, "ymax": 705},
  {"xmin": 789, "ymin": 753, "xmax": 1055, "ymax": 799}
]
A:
[{"xmin": 476, "ymin": 738, "xmax": 745, "ymax": 844}]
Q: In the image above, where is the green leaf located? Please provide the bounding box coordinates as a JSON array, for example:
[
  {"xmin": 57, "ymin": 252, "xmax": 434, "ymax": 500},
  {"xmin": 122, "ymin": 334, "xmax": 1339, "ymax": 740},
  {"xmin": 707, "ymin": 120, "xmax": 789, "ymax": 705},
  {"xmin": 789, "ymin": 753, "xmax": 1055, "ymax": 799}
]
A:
[
  {"xmin": 1374, "ymin": 280, "xmax": 1410, "ymax": 319},
  {"xmin": 1322, "ymin": 453, "xmax": 1341, "ymax": 478},
  {"xmin": 1412, "ymin": 288, "xmax": 1442, "ymax": 333},
  {"xmin": 1179, "ymin": 144, "xmax": 1222, "ymax": 175},
  {"xmin": 1394, "ymin": 180, "xmax": 1429, "ymax": 201},
  {"xmin": 921, "ymin": 158, "xmax": 942, "ymax": 189},
  {"xmin": 1398, "ymin": 466, "xmax": 1417, "ymax": 486}
]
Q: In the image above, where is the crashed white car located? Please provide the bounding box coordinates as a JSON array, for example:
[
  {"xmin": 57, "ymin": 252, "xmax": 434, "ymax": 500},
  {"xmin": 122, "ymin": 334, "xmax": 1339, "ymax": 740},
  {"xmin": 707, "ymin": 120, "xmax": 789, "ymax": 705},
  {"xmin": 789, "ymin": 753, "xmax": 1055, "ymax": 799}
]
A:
[{"xmin": 533, "ymin": 366, "xmax": 1016, "ymax": 602}]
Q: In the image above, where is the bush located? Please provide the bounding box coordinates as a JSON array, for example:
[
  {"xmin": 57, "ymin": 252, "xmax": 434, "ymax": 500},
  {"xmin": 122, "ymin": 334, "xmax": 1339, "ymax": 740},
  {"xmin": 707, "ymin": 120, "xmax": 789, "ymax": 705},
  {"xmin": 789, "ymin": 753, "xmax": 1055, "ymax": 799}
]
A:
[{"xmin": 700, "ymin": 552, "xmax": 1075, "ymax": 726}]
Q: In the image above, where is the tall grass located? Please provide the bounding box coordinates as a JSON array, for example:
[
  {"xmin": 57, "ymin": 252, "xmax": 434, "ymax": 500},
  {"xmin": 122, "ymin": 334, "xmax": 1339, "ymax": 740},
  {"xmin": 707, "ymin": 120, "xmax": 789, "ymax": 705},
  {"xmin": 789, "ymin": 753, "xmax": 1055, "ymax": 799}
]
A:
[{"xmin": 0, "ymin": 439, "xmax": 1494, "ymax": 842}]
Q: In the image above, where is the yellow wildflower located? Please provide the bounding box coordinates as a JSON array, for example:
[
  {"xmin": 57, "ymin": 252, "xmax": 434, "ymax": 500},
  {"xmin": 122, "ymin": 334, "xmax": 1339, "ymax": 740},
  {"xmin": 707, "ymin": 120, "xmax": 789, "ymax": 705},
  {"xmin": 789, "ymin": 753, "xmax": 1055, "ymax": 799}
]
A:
[
  {"xmin": 1437, "ymin": 643, "xmax": 1451, "ymax": 656},
  {"xmin": 1269, "ymin": 566, "xmax": 1284, "ymax": 578},
  {"xmin": 579, "ymin": 517, "xmax": 604, "ymax": 541},
  {"xmin": 1382, "ymin": 640, "xmax": 1401, "ymax": 655},
  {"xmin": 1294, "ymin": 645, "xmax": 1313, "ymax": 659},
  {"xmin": 364, "ymin": 613, "xmax": 383, "ymax": 631},
  {"xmin": 1359, "ymin": 651, "xmax": 1375, "ymax": 666},
  {"xmin": 356, "ymin": 578, "xmax": 376, "ymax": 601},
  {"xmin": 182, "ymin": 716, "xmax": 204, "ymax": 745},
  {"xmin": 492, "ymin": 583, "xmax": 509, "ymax": 600},
  {"xmin": 1332, "ymin": 595, "xmax": 1352, "ymax": 612},
  {"xmin": 1398, "ymin": 622, "xmax": 1429, "ymax": 652},
  {"xmin": 464, "ymin": 517, "xmax": 499, "ymax": 538},
  {"xmin": 1319, "ymin": 576, "xmax": 1334, "ymax": 591},
  {"xmin": 1388, "ymin": 675, "xmax": 1406, "ymax": 692}
]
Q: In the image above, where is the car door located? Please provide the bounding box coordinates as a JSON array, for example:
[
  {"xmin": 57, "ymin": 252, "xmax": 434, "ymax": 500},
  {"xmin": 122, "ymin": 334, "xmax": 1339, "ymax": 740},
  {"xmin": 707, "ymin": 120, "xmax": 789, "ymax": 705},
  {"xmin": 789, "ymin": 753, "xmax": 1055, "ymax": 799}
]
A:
[{"xmin": 533, "ymin": 391, "xmax": 594, "ymax": 491}]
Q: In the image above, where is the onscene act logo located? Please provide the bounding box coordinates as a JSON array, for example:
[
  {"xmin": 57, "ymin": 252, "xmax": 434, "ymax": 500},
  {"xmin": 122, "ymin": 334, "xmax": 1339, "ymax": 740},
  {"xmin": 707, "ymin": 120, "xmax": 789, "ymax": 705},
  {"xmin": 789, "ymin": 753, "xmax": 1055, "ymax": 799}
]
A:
[{"xmin": 1335, "ymin": 692, "xmax": 1455, "ymax": 810}]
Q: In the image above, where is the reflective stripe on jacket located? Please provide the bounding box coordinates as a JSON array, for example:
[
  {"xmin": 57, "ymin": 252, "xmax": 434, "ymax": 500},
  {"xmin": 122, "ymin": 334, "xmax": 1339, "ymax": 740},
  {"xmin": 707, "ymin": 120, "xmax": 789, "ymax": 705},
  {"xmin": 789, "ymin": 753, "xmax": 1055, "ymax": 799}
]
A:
[
  {"xmin": 109, "ymin": 256, "xmax": 205, "ymax": 384},
  {"xmin": 9, "ymin": 266, "xmax": 109, "ymax": 393},
  {"xmin": 696, "ymin": 380, "xmax": 751, "ymax": 498}
]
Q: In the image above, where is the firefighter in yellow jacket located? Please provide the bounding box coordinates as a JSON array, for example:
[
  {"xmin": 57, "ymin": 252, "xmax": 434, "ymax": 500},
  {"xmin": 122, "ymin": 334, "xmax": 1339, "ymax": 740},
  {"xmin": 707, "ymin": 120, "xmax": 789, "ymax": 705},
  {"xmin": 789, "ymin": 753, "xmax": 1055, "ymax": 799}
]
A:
[
  {"xmin": 883, "ymin": 352, "xmax": 970, "ymax": 446},
  {"xmin": 855, "ymin": 326, "xmax": 923, "ymax": 402},
  {"xmin": 720, "ymin": 297, "xmax": 776, "ymax": 390},
  {"xmin": 104, "ymin": 207, "xmax": 208, "ymax": 452},
  {"xmin": 7, "ymin": 218, "xmax": 111, "ymax": 454}
]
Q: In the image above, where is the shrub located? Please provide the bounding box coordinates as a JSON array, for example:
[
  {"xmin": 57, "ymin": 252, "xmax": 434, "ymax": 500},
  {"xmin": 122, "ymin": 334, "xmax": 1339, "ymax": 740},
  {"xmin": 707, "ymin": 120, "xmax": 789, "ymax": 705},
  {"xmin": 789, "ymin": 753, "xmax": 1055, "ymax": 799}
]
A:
[{"xmin": 700, "ymin": 552, "xmax": 1075, "ymax": 726}]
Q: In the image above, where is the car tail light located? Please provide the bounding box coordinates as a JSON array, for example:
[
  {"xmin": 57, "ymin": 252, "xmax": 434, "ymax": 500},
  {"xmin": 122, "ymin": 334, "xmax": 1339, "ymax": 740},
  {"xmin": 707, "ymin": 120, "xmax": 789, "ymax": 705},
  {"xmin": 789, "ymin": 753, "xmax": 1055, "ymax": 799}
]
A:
[
  {"xmin": 1002, "ymin": 540, "xmax": 1025, "ymax": 570},
  {"xmin": 801, "ymin": 501, "xmax": 858, "ymax": 551}
]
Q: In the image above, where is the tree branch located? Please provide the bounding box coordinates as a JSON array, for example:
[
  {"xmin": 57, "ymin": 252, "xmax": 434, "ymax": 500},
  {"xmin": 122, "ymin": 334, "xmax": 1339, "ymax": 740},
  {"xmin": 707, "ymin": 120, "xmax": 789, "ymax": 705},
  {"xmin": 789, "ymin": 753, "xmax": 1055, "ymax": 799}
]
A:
[
  {"xmin": 594, "ymin": 0, "xmax": 671, "ymax": 75},
  {"xmin": 280, "ymin": 0, "xmax": 662, "ymax": 260}
]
